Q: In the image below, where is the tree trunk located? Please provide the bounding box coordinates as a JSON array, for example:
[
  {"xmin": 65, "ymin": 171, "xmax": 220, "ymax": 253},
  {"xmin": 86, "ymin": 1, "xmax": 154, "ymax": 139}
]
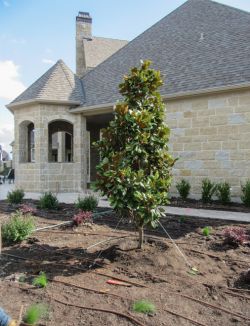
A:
[{"xmin": 138, "ymin": 226, "xmax": 144, "ymax": 249}]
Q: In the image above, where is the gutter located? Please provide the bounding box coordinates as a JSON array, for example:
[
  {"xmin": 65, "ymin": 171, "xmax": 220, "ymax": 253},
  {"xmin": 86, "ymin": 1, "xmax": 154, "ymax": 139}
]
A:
[
  {"xmin": 70, "ymin": 82, "xmax": 250, "ymax": 115},
  {"xmin": 6, "ymin": 99, "xmax": 81, "ymax": 112},
  {"xmin": 70, "ymin": 102, "xmax": 114, "ymax": 115}
]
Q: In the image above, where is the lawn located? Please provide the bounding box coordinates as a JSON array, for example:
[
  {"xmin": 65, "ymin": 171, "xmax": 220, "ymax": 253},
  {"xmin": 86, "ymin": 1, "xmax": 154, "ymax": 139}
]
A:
[{"xmin": 0, "ymin": 200, "xmax": 249, "ymax": 326}]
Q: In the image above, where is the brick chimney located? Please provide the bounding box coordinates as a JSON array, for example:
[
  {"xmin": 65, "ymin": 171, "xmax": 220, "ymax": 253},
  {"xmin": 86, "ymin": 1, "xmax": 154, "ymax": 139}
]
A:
[{"xmin": 76, "ymin": 12, "xmax": 92, "ymax": 77}]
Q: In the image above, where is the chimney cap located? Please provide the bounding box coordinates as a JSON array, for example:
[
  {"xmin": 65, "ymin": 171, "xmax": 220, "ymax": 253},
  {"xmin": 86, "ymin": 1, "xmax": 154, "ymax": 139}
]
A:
[{"xmin": 76, "ymin": 11, "xmax": 92, "ymax": 23}]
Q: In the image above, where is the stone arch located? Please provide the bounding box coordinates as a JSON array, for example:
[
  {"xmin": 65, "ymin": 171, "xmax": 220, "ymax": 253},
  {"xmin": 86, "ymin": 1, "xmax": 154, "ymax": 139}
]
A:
[
  {"xmin": 48, "ymin": 120, "xmax": 74, "ymax": 162},
  {"xmin": 19, "ymin": 120, "xmax": 35, "ymax": 163}
]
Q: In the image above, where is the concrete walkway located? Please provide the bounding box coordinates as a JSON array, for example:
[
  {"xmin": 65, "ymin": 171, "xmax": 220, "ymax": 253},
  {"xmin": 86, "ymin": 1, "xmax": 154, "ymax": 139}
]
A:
[
  {"xmin": 164, "ymin": 206, "xmax": 250, "ymax": 223},
  {"xmin": 0, "ymin": 183, "xmax": 249, "ymax": 222}
]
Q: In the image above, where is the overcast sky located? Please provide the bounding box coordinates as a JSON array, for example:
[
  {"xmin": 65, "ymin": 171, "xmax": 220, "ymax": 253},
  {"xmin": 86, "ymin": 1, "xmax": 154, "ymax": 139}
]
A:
[{"xmin": 0, "ymin": 0, "xmax": 250, "ymax": 152}]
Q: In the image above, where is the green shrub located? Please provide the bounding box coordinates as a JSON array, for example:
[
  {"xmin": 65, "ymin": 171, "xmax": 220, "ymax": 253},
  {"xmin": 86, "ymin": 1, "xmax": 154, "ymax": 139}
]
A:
[
  {"xmin": 176, "ymin": 179, "xmax": 191, "ymax": 200},
  {"xmin": 132, "ymin": 300, "xmax": 156, "ymax": 314},
  {"xmin": 241, "ymin": 180, "xmax": 250, "ymax": 207},
  {"xmin": 75, "ymin": 195, "xmax": 98, "ymax": 211},
  {"xmin": 202, "ymin": 226, "xmax": 211, "ymax": 237},
  {"xmin": 23, "ymin": 304, "xmax": 48, "ymax": 325},
  {"xmin": 33, "ymin": 272, "xmax": 48, "ymax": 288},
  {"xmin": 201, "ymin": 179, "xmax": 217, "ymax": 203},
  {"xmin": 216, "ymin": 182, "xmax": 231, "ymax": 204},
  {"xmin": 7, "ymin": 188, "xmax": 25, "ymax": 204},
  {"xmin": 2, "ymin": 212, "xmax": 34, "ymax": 244},
  {"xmin": 38, "ymin": 192, "xmax": 59, "ymax": 210}
]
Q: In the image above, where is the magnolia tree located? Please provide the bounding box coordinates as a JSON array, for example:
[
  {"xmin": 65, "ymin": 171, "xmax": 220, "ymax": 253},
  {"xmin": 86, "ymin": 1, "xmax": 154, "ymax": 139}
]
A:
[{"xmin": 94, "ymin": 60, "xmax": 175, "ymax": 248}]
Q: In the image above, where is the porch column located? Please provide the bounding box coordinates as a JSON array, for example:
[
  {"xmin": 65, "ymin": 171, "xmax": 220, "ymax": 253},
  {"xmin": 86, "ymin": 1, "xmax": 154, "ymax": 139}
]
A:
[
  {"xmin": 57, "ymin": 131, "xmax": 66, "ymax": 162},
  {"xmin": 80, "ymin": 115, "xmax": 88, "ymax": 190}
]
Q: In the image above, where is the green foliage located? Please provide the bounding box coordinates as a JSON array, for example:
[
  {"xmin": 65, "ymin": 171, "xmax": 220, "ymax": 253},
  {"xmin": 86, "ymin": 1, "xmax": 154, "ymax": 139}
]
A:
[
  {"xmin": 176, "ymin": 179, "xmax": 191, "ymax": 200},
  {"xmin": 23, "ymin": 304, "xmax": 48, "ymax": 325},
  {"xmin": 33, "ymin": 272, "xmax": 48, "ymax": 288},
  {"xmin": 1, "ymin": 211, "xmax": 34, "ymax": 244},
  {"xmin": 188, "ymin": 267, "xmax": 199, "ymax": 276},
  {"xmin": 38, "ymin": 192, "xmax": 59, "ymax": 210},
  {"xmin": 201, "ymin": 178, "xmax": 217, "ymax": 203},
  {"xmin": 75, "ymin": 195, "xmax": 98, "ymax": 211},
  {"xmin": 7, "ymin": 188, "xmax": 25, "ymax": 204},
  {"xmin": 202, "ymin": 226, "xmax": 211, "ymax": 237},
  {"xmin": 241, "ymin": 180, "xmax": 250, "ymax": 207},
  {"xmin": 179, "ymin": 216, "xmax": 186, "ymax": 223},
  {"xmin": 94, "ymin": 60, "xmax": 175, "ymax": 248},
  {"xmin": 216, "ymin": 182, "xmax": 231, "ymax": 204},
  {"xmin": 132, "ymin": 300, "xmax": 156, "ymax": 314}
]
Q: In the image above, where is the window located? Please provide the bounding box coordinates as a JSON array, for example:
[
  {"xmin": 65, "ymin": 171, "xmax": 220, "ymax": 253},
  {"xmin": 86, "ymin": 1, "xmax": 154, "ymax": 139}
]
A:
[
  {"xmin": 19, "ymin": 121, "xmax": 35, "ymax": 163},
  {"xmin": 28, "ymin": 124, "xmax": 35, "ymax": 162},
  {"xmin": 48, "ymin": 120, "xmax": 73, "ymax": 162}
]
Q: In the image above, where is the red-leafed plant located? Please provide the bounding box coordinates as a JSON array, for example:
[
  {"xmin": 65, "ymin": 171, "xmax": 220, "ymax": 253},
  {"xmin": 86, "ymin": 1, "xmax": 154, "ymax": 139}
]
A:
[
  {"xmin": 222, "ymin": 227, "xmax": 249, "ymax": 246},
  {"xmin": 72, "ymin": 211, "xmax": 92, "ymax": 226},
  {"xmin": 20, "ymin": 204, "xmax": 37, "ymax": 215}
]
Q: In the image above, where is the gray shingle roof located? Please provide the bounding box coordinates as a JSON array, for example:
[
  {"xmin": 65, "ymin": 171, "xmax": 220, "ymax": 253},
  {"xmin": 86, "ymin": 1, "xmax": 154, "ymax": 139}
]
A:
[
  {"xmin": 10, "ymin": 60, "xmax": 84, "ymax": 105},
  {"xmin": 83, "ymin": 37, "xmax": 128, "ymax": 70},
  {"xmin": 81, "ymin": 0, "xmax": 250, "ymax": 108}
]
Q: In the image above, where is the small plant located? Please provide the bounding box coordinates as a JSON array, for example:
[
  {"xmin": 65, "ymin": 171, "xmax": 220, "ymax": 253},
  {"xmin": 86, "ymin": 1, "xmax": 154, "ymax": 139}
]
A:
[
  {"xmin": 132, "ymin": 300, "xmax": 156, "ymax": 314},
  {"xmin": 202, "ymin": 226, "xmax": 211, "ymax": 237},
  {"xmin": 179, "ymin": 216, "xmax": 186, "ymax": 223},
  {"xmin": 241, "ymin": 180, "xmax": 250, "ymax": 207},
  {"xmin": 72, "ymin": 211, "xmax": 92, "ymax": 226},
  {"xmin": 223, "ymin": 227, "xmax": 249, "ymax": 246},
  {"xmin": 216, "ymin": 182, "xmax": 231, "ymax": 204},
  {"xmin": 201, "ymin": 178, "xmax": 217, "ymax": 203},
  {"xmin": 38, "ymin": 192, "xmax": 59, "ymax": 210},
  {"xmin": 1, "ymin": 212, "xmax": 34, "ymax": 244},
  {"xmin": 33, "ymin": 272, "xmax": 48, "ymax": 288},
  {"xmin": 75, "ymin": 195, "xmax": 98, "ymax": 212},
  {"xmin": 20, "ymin": 204, "xmax": 37, "ymax": 215},
  {"xmin": 176, "ymin": 179, "xmax": 191, "ymax": 200},
  {"xmin": 7, "ymin": 188, "xmax": 25, "ymax": 204},
  {"xmin": 23, "ymin": 303, "xmax": 48, "ymax": 325},
  {"xmin": 19, "ymin": 274, "xmax": 26, "ymax": 283}
]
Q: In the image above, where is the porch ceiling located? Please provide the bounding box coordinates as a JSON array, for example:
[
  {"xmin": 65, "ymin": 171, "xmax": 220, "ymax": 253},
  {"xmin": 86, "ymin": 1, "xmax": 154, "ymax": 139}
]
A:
[{"xmin": 86, "ymin": 113, "xmax": 113, "ymax": 127}]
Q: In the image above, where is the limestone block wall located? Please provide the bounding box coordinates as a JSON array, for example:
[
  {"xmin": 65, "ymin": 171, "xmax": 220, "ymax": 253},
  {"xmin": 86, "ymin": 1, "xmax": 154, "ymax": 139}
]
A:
[
  {"xmin": 13, "ymin": 103, "xmax": 88, "ymax": 193},
  {"xmin": 166, "ymin": 89, "xmax": 250, "ymax": 199},
  {"xmin": 14, "ymin": 104, "xmax": 39, "ymax": 191}
]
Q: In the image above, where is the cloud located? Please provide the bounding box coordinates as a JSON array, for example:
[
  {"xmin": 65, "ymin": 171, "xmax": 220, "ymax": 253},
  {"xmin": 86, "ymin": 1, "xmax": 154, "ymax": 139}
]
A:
[
  {"xmin": 0, "ymin": 126, "xmax": 14, "ymax": 154},
  {"xmin": 0, "ymin": 60, "xmax": 26, "ymax": 100},
  {"xmin": 10, "ymin": 38, "xmax": 27, "ymax": 45},
  {"xmin": 42, "ymin": 58, "xmax": 55, "ymax": 64}
]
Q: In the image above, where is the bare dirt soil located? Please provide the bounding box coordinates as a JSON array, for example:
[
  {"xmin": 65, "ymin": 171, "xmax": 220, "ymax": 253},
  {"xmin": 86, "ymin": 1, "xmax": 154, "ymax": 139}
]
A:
[
  {"xmin": 0, "ymin": 200, "xmax": 249, "ymax": 326},
  {"xmin": 169, "ymin": 197, "xmax": 250, "ymax": 213}
]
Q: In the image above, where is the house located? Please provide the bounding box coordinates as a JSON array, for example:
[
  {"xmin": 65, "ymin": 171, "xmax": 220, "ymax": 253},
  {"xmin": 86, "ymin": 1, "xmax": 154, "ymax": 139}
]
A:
[{"xmin": 6, "ymin": 0, "xmax": 250, "ymax": 199}]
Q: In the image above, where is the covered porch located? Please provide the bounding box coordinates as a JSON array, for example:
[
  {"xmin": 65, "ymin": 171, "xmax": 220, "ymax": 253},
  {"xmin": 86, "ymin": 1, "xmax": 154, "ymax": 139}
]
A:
[{"xmin": 85, "ymin": 112, "xmax": 113, "ymax": 185}]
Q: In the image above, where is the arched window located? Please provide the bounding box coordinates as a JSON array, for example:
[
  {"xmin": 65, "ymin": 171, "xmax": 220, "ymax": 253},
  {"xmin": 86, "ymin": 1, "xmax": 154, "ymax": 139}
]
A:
[
  {"xmin": 28, "ymin": 123, "xmax": 35, "ymax": 162},
  {"xmin": 48, "ymin": 120, "xmax": 73, "ymax": 162},
  {"xmin": 19, "ymin": 121, "xmax": 35, "ymax": 163}
]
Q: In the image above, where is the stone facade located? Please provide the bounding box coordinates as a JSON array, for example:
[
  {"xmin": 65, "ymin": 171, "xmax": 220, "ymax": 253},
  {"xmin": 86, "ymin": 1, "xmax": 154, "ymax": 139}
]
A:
[
  {"xmin": 11, "ymin": 88, "xmax": 250, "ymax": 199},
  {"xmin": 167, "ymin": 89, "xmax": 250, "ymax": 200},
  {"xmin": 13, "ymin": 104, "xmax": 88, "ymax": 193}
]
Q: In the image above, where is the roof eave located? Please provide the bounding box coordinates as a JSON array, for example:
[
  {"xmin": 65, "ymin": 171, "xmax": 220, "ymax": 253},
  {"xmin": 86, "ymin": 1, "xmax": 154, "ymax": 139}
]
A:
[
  {"xmin": 70, "ymin": 103, "xmax": 114, "ymax": 115},
  {"xmin": 70, "ymin": 82, "xmax": 250, "ymax": 115},
  {"xmin": 6, "ymin": 99, "xmax": 81, "ymax": 111},
  {"xmin": 163, "ymin": 82, "xmax": 250, "ymax": 100}
]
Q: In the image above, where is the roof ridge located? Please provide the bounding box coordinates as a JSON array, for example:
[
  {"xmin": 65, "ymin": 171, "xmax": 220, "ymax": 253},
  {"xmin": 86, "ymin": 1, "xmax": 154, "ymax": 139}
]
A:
[
  {"xmin": 92, "ymin": 36, "xmax": 128, "ymax": 42},
  {"xmin": 58, "ymin": 59, "xmax": 75, "ymax": 91},
  {"xmin": 81, "ymin": 0, "xmax": 190, "ymax": 81},
  {"xmin": 197, "ymin": 0, "xmax": 250, "ymax": 16}
]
